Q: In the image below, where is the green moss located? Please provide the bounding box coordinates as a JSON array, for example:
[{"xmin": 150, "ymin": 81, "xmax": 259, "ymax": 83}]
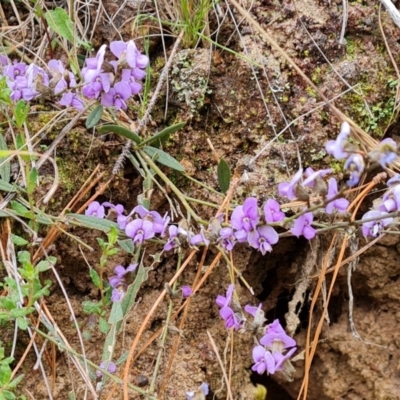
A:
[
  {"xmin": 305, "ymin": 86, "xmax": 317, "ymax": 97},
  {"xmin": 311, "ymin": 67, "xmax": 322, "ymax": 84}
]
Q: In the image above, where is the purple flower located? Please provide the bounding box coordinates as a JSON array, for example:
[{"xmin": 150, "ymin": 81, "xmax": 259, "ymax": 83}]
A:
[
  {"xmin": 109, "ymin": 264, "xmax": 137, "ymax": 302},
  {"xmin": 344, "ymin": 153, "xmax": 365, "ymax": 187},
  {"xmin": 133, "ymin": 206, "xmax": 170, "ymax": 236},
  {"xmin": 48, "ymin": 59, "xmax": 77, "ymax": 94},
  {"xmin": 216, "ymin": 284, "xmax": 234, "ymax": 308},
  {"xmin": 85, "ymin": 201, "xmax": 105, "ymax": 218},
  {"xmin": 97, "ymin": 361, "xmax": 116, "ymax": 377},
  {"xmin": 260, "ymin": 330, "xmax": 296, "ymax": 353},
  {"xmin": 244, "ymin": 303, "xmax": 266, "ymax": 327},
  {"xmin": 248, "ymin": 225, "xmax": 279, "ymax": 255},
  {"xmin": 81, "ymin": 44, "xmax": 107, "ymax": 80},
  {"xmin": 369, "ymin": 138, "xmax": 398, "ymax": 168},
  {"xmin": 244, "ymin": 303, "xmax": 263, "ymax": 318},
  {"xmin": 218, "ymin": 227, "xmax": 236, "ymax": 251},
  {"xmin": 361, "ymin": 210, "xmax": 393, "ymax": 238},
  {"xmin": 110, "ymin": 40, "xmax": 149, "ymax": 69},
  {"xmin": 379, "ymin": 185, "xmax": 400, "ymax": 212},
  {"xmin": 125, "ymin": 218, "xmax": 155, "ymax": 244},
  {"xmin": 263, "ymin": 199, "xmax": 285, "ymax": 223},
  {"xmin": 273, "ymin": 347, "xmax": 297, "ymax": 372},
  {"xmin": 108, "ymin": 264, "xmax": 137, "ymax": 289},
  {"xmin": 291, "ymin": 212, "xmax": 316, "ymax": 240},
  {"xmin": 8, "ymin": 77, "xmax": 37, "ymax": 101},
  {"xmin": 121, "ymin": 69, "xmax": 143, "ymax": 95},
  {"xmin": 325, "ymin": 178, "xmax": 349, "ymax": 214},
  {"xmin": 387, "ymin": 174, "xmax": 400, "ymax": 187},
  {"xmin": 325, "ymin": 121, "xmax": 351, "ymax": 160},
  {"xmin": 190, "ymin": 226, "xmax": 210, "ymax": 247},
  {"xmin": 251, "ymin": 345, "xmax": 275, "ymax": 375},
  {"xmin": 102, "ymin": 202, "xmax": 125, "ymax": 218},
  {"xmin": 101, "ymin": 81, "xmax": 131, "ymax": 110},
  {"xmin": 82, "ymin": 73, "xmax": 111, "ymax": 99},
  {"xmin": 231, "ymin": 197, "xmax": 260, "ymax": 242},
  {"xmin": 186, "ymin": 383, "xmax": 209, "ymax": 400},
  {"xmin": 379, "ymin": 138, "xmax": 397, "ymax": 168},
  {"xmin": 278, "ymin": 168, "xmax": 303, "ymax": 200},
  {"xmin": 59, "ymin": 91, "xmax": 84, "ymax": 111},
  {"xmin": 0, "ymin": 54, "xmax": 10, "ymax": 66},
  {"xmin": 25, "ymin": 63, "xmax": 49, "ymax": 90},
  {"xmin": 163, "ymin": 225, "xmax": 188, "ymax": 252},
  {"xmin": 216, "ymin": 285, "xmax": 242, "ymax": 330},
  {"xmin": 302, "ymin": 168, "xmax": 332, "ymax": 187},
  {"xmin": 219, "ymin": 306, "xmax": 243, "ymax": 330},
  {"xmin": 4, "ymin": 61, "xmax": 27, "ymax": 80},
  {"xmin": 181, "ymin": 285, "xmax": 192, "ymax": 298},
  {"xmin": 266, "ymin": 319, "xmax": 286, "ymax": 335}
]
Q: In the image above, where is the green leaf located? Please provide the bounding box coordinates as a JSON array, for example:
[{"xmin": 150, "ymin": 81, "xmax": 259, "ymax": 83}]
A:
[
  {"xmin": 98, "ymin": 125, "xmax": 142, "ymax": 144},
  {"xmin": 14, "ymin": 100, "xmax": 29, "ymax": 128},
  {"xmin": 82, "ymin": 300, "xmax": 101, "ymax": 315},
  {"xmin": 27, "ymin": 167, "xmax": 38, "ymax": 194},
  {"xmin": 10, "ymin": 235, "xmax": 28, "ymax": 246},
  {"xmin": 2, "ymin": 390, "xmax": 16, "ymax": 400},
  {"xmin": 7, "ymin": 373, "xmax": 23, "ymax": 389},
  {"xmin": 108, "ymin": 301, "xmax": 123, "ymax": 324},
  {"xmin": 89, "ymin": 268, "xmax": 101, "ymax": 289},
  {"xmin": 86, "ymin": 105, "xmax": 103, "ymax": 129},
  {"xmin": 67, "ymin": 214, "xmax": 119, "ymax": 232},
  {"xmin": 0, "ymin": 363, "xmax": 11, "ymax": 386},
  {"xmin": 44, "ymin": 8, "xmax": 91, "ymax": 49},
  {"xmin": 98, "ymin": 317, "xmax": 109, "ymax": 334},
  {"xmin": 35, "ymin": 260, "xmax": 52, "ymax": 272},
  {"xmin": 16, "ymin": 317, "xmax": 28, "ymax": 330},
  {"xmin": 118, "ymin": 239, "xmax": 135, "ymax": 254},
  {"xmin": 217, "ymin": 158, "xmax": 231, "ymax": 193},
  {"xmin": 142, "ymin": 146, "xmax": 185, "ymax": 172},
  {"xmin": 140, "ymin": 122, "xmax": 185, "ymax": 147},
  {"xmin": 0, "ymin": 180, "xmax": 16, "ymax": 193},
  {"xmin": 0, "ymin": 133, "xmax": 10, "ymax": 183},
  {"xmin": 105, "ymin": 248, "xmax": 119, "ymax": 257}
]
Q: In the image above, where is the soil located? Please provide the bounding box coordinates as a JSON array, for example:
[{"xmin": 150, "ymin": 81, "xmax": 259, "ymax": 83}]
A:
[{"xmin": 2, "ymin": 0, "xmax": 400, "ymax": 399}]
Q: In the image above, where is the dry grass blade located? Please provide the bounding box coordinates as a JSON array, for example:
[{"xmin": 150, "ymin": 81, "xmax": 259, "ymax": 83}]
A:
[{"xmin": 207, "ymin": 331, "xmax": 233, "ymax": 400}]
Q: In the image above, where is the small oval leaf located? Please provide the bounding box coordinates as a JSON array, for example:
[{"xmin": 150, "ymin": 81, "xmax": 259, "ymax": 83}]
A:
[
  {"xmin": 217, "ymin": 158, "xmax": 231, "ymax": 193},
  {"xmin": 98, "ymin": 125, "xmax": 142, "ymax": 144},
  {"xmin": 86, "ymin": 105, "xmax": 103, "ymax": 129},
  {"xmin": 142, "ymin": 146, "xmax": 185, "ymax": 172}
]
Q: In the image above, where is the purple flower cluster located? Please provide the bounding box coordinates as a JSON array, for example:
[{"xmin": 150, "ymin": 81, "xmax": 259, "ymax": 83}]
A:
[
  {"xmin": 214, "ymin": 286, "xmax": 297, "ymax": 377},
  {"xmin": 326, "ymin": 122, "xmax": 398, "ymax": 187},
  {"xmin": 219, "ymin": 197, "xmax": 281, "ymax": 255},
  {"xmin": 0, "ymin": 40, "xmax": 148, "ymax": 111},
  {"xmin": 251, "ymin": 319, "xmax": 297, "ymax": 377},
  {"xmin": 85, "ymin": 202, "xmax": 170, "ymax": 246}
]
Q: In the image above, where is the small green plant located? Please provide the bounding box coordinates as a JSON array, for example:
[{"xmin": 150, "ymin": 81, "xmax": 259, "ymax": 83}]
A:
[
  {"xmin": 0, "ymin": 251, "xmax": 53, "ymax": 330},
  {"xmin": 0, "ymin": 340, "xmax": 25, "ymax": 400}
]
